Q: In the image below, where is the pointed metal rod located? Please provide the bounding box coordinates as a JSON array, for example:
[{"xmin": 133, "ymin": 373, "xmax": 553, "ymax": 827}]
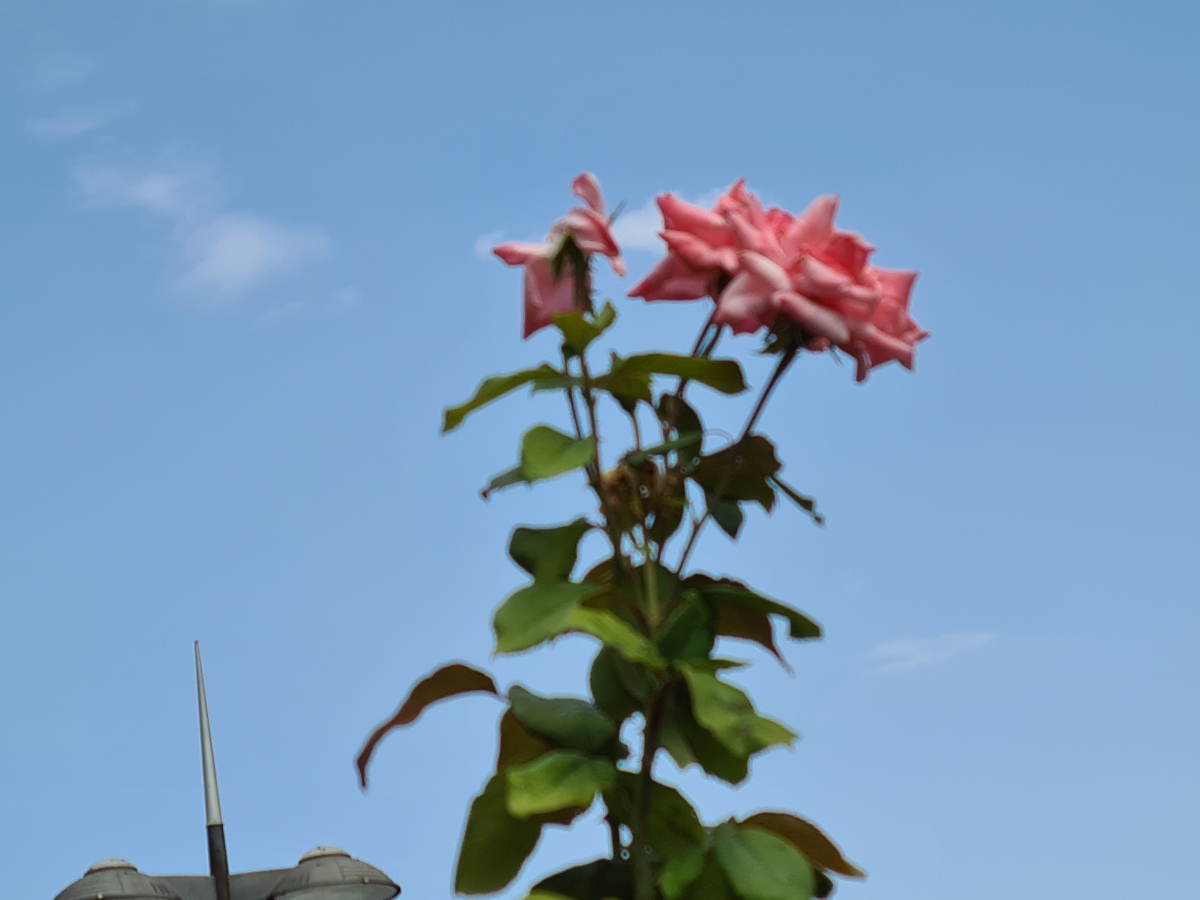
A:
[{"xmin": 195, "ymin": 642, "xmax": 232, "ymax": 900}]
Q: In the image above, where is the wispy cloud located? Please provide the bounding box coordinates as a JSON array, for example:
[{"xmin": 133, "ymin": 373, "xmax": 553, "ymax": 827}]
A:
[
  {"xmin": 870, "ymin": 632, "xmax": 993, "ymax": 674},
  {"xmin": 611, "ymin": 198, "xmax": 664, "ymax": 252},
  {"xmin": 26, "ymin": 54, "xmax": 93, "ymax": 93},
  {"xmin": 73, "ymin": 161, "xmax": 331, "ymax": 304},
  {"xmin": 30, "ymin": 104, "xmax": 132, "ymax": 141},
  {"xmin": 331, "ymin": 286, "xmax": 361, "ymax": 310},
  {"xmin": 180, "ymin": 214, "xmax": 330, "ymax": 295},
  {"xmin": 473, "ymin": 230, "xmax": 504, "ymax": 260}
]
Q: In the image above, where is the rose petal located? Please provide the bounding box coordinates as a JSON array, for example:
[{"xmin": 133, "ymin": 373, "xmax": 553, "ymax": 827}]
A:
[
  {"xmin": 782, "ymin": 195, "xmax": 839, "ymax": 257},
  {"xmin": 523, "ymin": 256, "xmax": 578, "ymax": 338},
  {"xmin": 739, "ymin": 251, "xmax": 792, "ymax": 293},
  {"xmin": 773, "ymin": 291, "xmax": 851, "ymax": 345},
  {"xmin": 872, "ymin": 268, "xmax": 918, "ymax": 308},
  {"xmin": 662, "ymin": 230, "xmax": 739, "ymax": 273},
  {"xmin": 794, "ymin": 256, "xmax": 867, "ymax": 303},
  {"xmin": 570, "ymin": 172, "xmax": 605, "ymax": 216},
  {"xmin": 494, "ymin": 242, "xmax": 548, "ymax": 267},
  {"xmin": 714, "ymin": 268, "xmax": 775, "ymax": 335},
  {"xmin": 824, "ymin": 231, "xmax": 875, "ymax": 278},
  {"xmin": 627, "ymin": 254, "xmax": 711, "ymax": 301},
  {"xmin": 657, "ymin": 194, "xmax": 731, "ymax": 248}
]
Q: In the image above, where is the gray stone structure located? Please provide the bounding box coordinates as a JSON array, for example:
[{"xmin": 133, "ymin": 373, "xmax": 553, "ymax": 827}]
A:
[{"xmin": 53, "ymin": 645, "xmax": 400, "ymax": 900}]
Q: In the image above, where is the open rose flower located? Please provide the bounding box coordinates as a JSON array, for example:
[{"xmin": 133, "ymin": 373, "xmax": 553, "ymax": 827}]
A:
[
  {"xmin": 629, "ymin": 182, "xmax": 927, "ymax": 381},
  {"xmin": 494, "ymin": 173, "xmax": 625, "ymax": 338}
]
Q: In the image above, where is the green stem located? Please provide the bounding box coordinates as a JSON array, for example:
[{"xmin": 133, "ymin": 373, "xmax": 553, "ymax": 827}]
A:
[
  {"xmin": 572, "ymin": 350, "xmax": 641, "ymax": 599},
  {"xmin": 606, "ymin": 811, "xmax": 623, "ymax": 859},
  {"xmin": 637, "ymin": 527, "xmax": 661, "ymax": 630},
  {"xmin": 628, "ymin": 406, "xmax": 644, "ymax": 452},
  {"xmin": 633, "ymin": 688, "xmax": 667, "ymax": 900}
]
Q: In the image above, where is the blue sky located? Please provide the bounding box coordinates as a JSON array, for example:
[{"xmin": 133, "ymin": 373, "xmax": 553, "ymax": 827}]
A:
[{"xmin": 2, "ymin": 2, "xmax": 1198, "ymax": 898}]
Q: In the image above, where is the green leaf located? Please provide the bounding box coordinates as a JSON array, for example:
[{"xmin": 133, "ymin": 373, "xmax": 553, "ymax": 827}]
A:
[
  {"xmin": 494, "ymin": 581, "xmax": 605, "ymax": 654},
  {"xmin": 552, "ymin": 302, "xmax": 617, "ymax": 355},
  {"xmin": 508, "ymin": 685, "xmax": 620, "ymax": 756},
  {"xmin": 712, "ymin": 824, "xmax": 816, "ymax": 900},
  {"xmin": 533, "ymin": 858, "xmax": 633, "ymax": 900},
  {"xmin": 680, "ymin": 666, "xmax": 796, "ymax": 758},
  {"xmin": 688, "ymin": 577, "xmax": 821, "ymax": 643},
  {"xmin": 739, "ymin": 812, "xmax": 864, "ymax": 879},
  {"xmin": 589, "ymin": 647, "xmax": 652, "ymax": 723},
  {"xmin": 483, "ymin": 427, "xmax": 598, "ymax": 498},
  {"xmin": 813, "ymin": 871, "xmax": 834, "ymax": 899},
  {"xmin": 658, "ymin": 591, "xmax": 716, "ymax": 663},
  {"xmin": 659, "ymin": 686, "xmax": 750, "ymax": 785},
  {"xmin": 454, "ymin": 774, "xmax": 544, "ymax": 894},
  {"xmin": 356, "ymin": 663, "xmax": 498, "ymax": 788},
  {"xmin": 522, "ymin": 425, "xmax": 597, "ymax": 481},
  {"xmin": 567, "ymin": 606, "xmax": 662, "ymax": 665},
  {"xmin": 605, "ymin": 772, "xmax": 705, "ymax": 859},
  {"xmin": 595, "ymin": 362, "xmax": 652, "ymax": 404},
  {"xmin": 684, "ymin": 658, "xmax": 749, "ymax": 673},
  {"xmin": 509, "ymin": 518, "xmax": 593, "ymax": 582},
  {"xmin": 595, "ymin": 354, "xmax": 746, "ymax": 405},
  {"xmin": 657, "ymin": 395, "xmax": 703, "ymax": 447},
  {"xmin": 768, "ymin": 474, "xmax": 824, "ymax": 526},
  {"xmin": 506, "ymin": 750, "xmax": 616, "ymax": 818},
  {"xmin": 496, "ymin": 709, "xmax": 553, "ymax": 770},
  {"xmin": 444, "ymin": 364, "xmax": 565, "ymax": 433},
  {"xmin": 647, "ymin": 781, "xmax": 706, "ymax": 857},
  {"xmin": 679, "ymin": 850, "xmax": 735, "ymax": 900},
  {"xmin": 613, "ymin": 353, "xmax": 747, "ymax": 396},
  {"xmin": 711, "ymin": 602, "xmax": 785, "ymax": 668},
  {"xmin": 706, "ymin": 493, "xmax": 744, "ymax": 539},
  {"xmin": 483, "ymin": 464, "xmax": 527, "ymax": 498},
  {"xmin": 661, "ymin": 846, "xmax": 706, "ymax": 900},
  {"xmin": 689, "ymin": 435, "xmax": 781, "ymax": 512}
]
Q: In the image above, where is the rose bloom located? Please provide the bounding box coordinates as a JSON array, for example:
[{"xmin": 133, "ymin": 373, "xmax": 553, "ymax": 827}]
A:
[
  {"xmin": 494, "ymin": 174, "xmax": 625, "ymax": 339},
  {"xmin": 629, "ymin": 182, "xmax": 927, "ymax": 382}
]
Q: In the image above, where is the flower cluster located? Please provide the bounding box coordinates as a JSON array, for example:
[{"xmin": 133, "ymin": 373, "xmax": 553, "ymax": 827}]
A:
[{"xmin": 497, "ymin": 174, "xmax": 927, "ymax": 382}]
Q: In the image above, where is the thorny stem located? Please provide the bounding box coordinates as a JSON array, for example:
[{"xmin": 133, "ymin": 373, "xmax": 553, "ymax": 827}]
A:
[{"xmin": 673, "ymin": 344, "xmax": 799, "ymax": 579}]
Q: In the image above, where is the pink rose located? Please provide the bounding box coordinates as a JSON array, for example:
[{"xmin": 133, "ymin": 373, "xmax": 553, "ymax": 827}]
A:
[
  {"xmin": 630, "ymin": 182, "xmax": 927, "ymax": 381},
  {"xmin": 494, "ymin": 173, "xmax": 625, "ymax": 339}
]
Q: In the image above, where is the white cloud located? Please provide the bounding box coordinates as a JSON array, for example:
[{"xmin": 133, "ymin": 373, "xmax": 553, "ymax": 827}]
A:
[
  {"xmin": 26, "ymin": 54, "xmax": 93, "ymax": 93},
  {"xmin": 330, "ymin": 286, "xmax": 361, "ymax": 310},
  {"xmin": 30, "ymin": 104, "xmax": 133, "ymax": 141},
  {"xmin": 72, "ymin": 162, "xmax": 331, "ymax": 303},
  {"xmin": 870, "ymin": 632, "xmax": 993, "ymax": 674},
  {"xmin": 180, "ymin": 214, "xmax": 330, "ymax": 296},
  {"xmin": 611, "ymin": 198, "xmax": 663, "ymax": 252},
  {"xmin": 74, "ymin": 163, "xmax": 216, "ymax": 221},
  {"xmin": 473, "ymin": 230, "xmax": 505, "ymax": 260}
]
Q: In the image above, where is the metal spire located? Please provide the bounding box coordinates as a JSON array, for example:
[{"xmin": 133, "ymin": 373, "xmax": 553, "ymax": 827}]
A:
[{"xmin": 195, "ymin": 642, "xmax": 232, "ymax": 900}]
